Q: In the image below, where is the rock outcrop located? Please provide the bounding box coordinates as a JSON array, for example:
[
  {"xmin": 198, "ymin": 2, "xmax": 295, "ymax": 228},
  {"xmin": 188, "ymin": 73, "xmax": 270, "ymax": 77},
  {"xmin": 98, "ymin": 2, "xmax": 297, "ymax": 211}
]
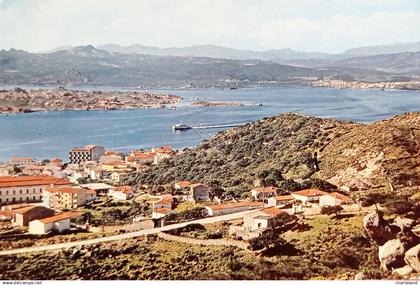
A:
[
  {"xmin": 378, "ymin": 239, "xmax": 406, "ymax": 270},
  {"xmin": 404, "ymin": 244, "xmax": 420, "ymax": 272},
  {"xmin": 363, "ymin": 211, "xmax": 397, "ymax": 245}
]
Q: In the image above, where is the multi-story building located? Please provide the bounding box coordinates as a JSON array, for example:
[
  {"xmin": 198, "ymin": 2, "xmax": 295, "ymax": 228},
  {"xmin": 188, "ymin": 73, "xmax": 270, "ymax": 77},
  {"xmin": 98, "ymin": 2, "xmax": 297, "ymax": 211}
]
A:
[
  {"xmin": 69, "ymin": 145, "xmax": 105, "ymax": 164},
  {"xmin": 0, "ymin": 175, "xmax": 73, "ymax": 205},
  {"xmin": 10, "ymin": 157, "xmax": 36, "ymax": 166},
  {"xmin": 42, "ymin": 187, "xmax": 87, "ymax": 209}
]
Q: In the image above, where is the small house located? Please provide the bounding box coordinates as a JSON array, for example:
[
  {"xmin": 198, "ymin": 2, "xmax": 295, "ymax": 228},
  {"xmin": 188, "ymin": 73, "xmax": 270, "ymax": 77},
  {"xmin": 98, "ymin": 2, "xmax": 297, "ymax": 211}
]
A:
[
  {"xmin": 291, "ymin": 189, "xmax": 328, "ymax": 205},
  {"xmin": 267, "ymin": 195, "xmax": 295, "ymax": 207},
  {"xmin": 243, "ymin": 207, "xmax": 286, "ymax": 231},
  {"xmin": 251, "ymin": 187, "xmax": 278, "ymax": 200},
  {"xmin": 319, "ymin": 192, "xmax": 351, "ymax": 206},
  {"xmin": 188, "ymin": 183, "xmax": 210, "ymax": 202},
  {"xmin": 28, "ymin": 211, "xmax": 81, "ymax": 235}
]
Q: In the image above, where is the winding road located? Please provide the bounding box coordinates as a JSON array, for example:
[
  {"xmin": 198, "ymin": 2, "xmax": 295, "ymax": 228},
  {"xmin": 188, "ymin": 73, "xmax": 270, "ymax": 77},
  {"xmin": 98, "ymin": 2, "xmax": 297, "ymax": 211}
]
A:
[{"xmin": 0, "ymin": 209, "xmax": 260, "ymax": 256}]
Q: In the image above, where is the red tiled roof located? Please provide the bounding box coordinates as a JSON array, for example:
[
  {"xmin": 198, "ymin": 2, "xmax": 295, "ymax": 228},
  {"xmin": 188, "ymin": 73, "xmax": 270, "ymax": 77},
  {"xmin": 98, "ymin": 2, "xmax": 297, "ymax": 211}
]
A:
[
  {"xmin": 12, "ymin": 205, "xmax": 38, "ymax": 214},
  {"xmin": 292, "ymin": 189, "xmax": 328, "ymax": 197},
  {"xmin": 0, "ymin": 210, "xmax": 14, "ymax": 219},
  {"xmin": 2, "ymin": 203, "xmax": 31, "ymax": 210},
  {"xmin": 325, "ymin": 192, "xmax": 351, "ymax": 202},
  {"xmin": 0, "ymin": 176, "xmax": 72, "ymax": 188},
  {"xmin": 260, "ymin": 207, "xmax": 285, "ymax": 217},
  {"xmin": 175, "ymin": 181, "xmax": 191, "ymax": 187},
  {"xmin": 252, "ymin": 187, "xmax": 279, "ymax": 193},
  {"xmin": 37, "ymin": 211, "xmax": 81, "ymax": 224},
  {"xmin": 154, "ymin": 208, "xmax": 172, "ymax": 214},
  {"xmin": 45, "ymin": 187, "xmax": 82, "ymax": 194},
  {"xmin": 85, "ymin": 189, "xmax": 97, "ymax": 194},
  {"xmin": 114, "ymin": 186, "xmax": 134, "ymax": 194},
  {"xmin": 272, "ymin": 195, "xmax": 294, "ymax": 201},
  {"xmin": 190, "ymin": 183, "xmax": 208, "ymax": 188},
  {"xmin": 207, "ymin": 201, "xmax": 263, "ymax": 211},
  {"xmin": 11, "ymin": 157, "xmax": 34, "ymax": 161}
]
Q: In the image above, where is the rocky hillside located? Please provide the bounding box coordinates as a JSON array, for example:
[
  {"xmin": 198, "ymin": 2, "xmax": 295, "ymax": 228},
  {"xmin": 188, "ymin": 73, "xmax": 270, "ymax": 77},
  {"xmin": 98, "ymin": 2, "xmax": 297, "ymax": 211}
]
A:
[{"xmin": 125, "ymin": 112, "xmax": 420, "ymax": 194}]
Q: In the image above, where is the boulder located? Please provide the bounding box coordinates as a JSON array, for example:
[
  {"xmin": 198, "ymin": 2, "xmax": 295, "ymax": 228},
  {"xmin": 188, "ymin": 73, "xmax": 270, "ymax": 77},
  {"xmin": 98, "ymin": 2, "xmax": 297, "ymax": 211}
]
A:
[
  {"xmin": 404, "ymin": 244, "xmax": 420, "ymax": 272},
  {"xmin": 378, "ymin": 239, "xmax": 406, "ymax": 271},
  {"xmin": 363, "ymin": 211, "xmax": 397, "ymax": 245},
  {"xmin": 393, "ymin": 265, "xmax": 413, "ymax": 276},
  {"xmin": 392, "ymin": 217, "xmax": 415, "ymax": 232},
  {"xmin": 354, "ymin": 272, "xmax": 367, "ymax": 280}
]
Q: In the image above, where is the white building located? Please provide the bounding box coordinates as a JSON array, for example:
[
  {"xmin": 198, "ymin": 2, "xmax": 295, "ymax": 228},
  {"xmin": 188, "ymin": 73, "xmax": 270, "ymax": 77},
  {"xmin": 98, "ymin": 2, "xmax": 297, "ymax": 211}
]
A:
[
  {"xmin": 108, "ymin": 186, "xmax": 134, "ymax": 200},
  {"xmin": 29, "ymin": 211, "xmax": 80, "ymax": 235},
  {"xmin": 152, "ymin": 208, "xmax": 174, "ymax": 219},
  {"xmin": 10, "ymin": 157, "xmax": 36, "ymax": 166},
  {"xmin": 69, "ymin": 145, "xmax": 105, "ymax": 164},
  {"xmin": 0, "ymin": 175, "xmax": 73, "ymax": 205},
  {"xmin": 251, "ymin": 187, "xmax": 278, "ymax": 200},
  {"xmin": 319, "ymin": 192, "xmax": 351, "ymax": 206},
  {"xmin": 243, "ymin": 207, "xmax": 286, "ymax": 231},
  {"xmin": 291, "ymin": 189, "xmax": 328, "ymax": 205},
  {"xmin": 267, "ymin": 195, "xmax": 295, "ymax": 207}
]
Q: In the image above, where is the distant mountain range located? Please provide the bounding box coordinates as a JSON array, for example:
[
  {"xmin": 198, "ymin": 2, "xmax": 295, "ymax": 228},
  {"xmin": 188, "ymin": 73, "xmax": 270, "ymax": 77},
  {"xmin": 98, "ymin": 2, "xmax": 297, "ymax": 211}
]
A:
[
  {"xmin": 0, "ymin": 43, "xmax": 419, "ymax": 87},
  {"xmin": 40, "ymin": 40, "xmax": 420, "ymax": 61}
]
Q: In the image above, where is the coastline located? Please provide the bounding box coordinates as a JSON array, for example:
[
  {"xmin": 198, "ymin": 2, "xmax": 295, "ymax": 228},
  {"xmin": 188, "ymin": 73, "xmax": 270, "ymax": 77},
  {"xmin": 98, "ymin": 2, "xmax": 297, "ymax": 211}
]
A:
[{"xmin": 0, "ymin": 87, "xmax": 182, "ymax": 114}]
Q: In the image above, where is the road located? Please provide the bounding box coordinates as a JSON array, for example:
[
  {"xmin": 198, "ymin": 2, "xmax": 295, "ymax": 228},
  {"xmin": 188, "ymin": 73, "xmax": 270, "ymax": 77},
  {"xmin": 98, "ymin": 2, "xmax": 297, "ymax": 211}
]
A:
[{"xmin": 0, "ymin": 209, "xmax": 260, "ymax": 256}]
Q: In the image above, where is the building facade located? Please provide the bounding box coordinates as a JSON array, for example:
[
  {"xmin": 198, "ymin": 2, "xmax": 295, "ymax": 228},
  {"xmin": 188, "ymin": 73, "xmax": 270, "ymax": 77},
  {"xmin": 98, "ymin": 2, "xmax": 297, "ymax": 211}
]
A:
[
  {"xmin": 0, "ymin": 176, "xmax": 72, "ymax": 205},
  {"xmin": 69, "ymin": 145, "xmax": 105, "ymax": 164}
]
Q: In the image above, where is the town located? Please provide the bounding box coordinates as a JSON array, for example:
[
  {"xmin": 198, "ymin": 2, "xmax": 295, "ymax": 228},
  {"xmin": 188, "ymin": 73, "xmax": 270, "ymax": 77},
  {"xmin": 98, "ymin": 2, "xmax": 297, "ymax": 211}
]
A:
[{"xmin": 0, "ymin": 143, "xmax": 359, "ymax": 247}]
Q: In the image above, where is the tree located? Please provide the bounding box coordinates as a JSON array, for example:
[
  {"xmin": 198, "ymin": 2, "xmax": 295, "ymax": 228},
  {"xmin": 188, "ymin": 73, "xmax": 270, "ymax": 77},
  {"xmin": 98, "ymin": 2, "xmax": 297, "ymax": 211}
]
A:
[
  {"xmin": 360, "ymin": 192, "xmax": 394, "ymax": 210},
  {"xmin": 321, "ymin": 205, "xmax": 343, "ymax": 217},
  {"xmin": 248, "ymin": 230, "xmax": 286, "ymax": 251},
  {"xmin": 81, "ymin": 212, "xmax": 93, "ymax": 223}
]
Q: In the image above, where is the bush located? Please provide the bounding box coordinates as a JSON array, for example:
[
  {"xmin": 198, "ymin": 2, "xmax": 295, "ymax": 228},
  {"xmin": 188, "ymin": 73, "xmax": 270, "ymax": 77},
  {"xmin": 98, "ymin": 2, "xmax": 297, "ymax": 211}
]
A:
[{"xmin": 205, "ymin": 231, "xmax": 223, "ymax": 239}]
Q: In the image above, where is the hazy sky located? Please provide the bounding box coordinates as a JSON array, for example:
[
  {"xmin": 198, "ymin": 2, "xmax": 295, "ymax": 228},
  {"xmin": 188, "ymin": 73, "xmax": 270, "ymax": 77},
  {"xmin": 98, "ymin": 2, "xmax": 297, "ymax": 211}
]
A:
[{"xmin": 1, "ymin": 0, "xmax": 420, "ymax": 53}]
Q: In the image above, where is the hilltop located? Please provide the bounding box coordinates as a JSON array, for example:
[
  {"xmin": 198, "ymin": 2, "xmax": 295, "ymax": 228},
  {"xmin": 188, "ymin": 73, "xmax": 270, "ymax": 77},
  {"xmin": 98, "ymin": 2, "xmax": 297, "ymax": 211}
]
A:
[{"xmin": 125, "ymin": 112, "xmax": 420, "ymax": 194}]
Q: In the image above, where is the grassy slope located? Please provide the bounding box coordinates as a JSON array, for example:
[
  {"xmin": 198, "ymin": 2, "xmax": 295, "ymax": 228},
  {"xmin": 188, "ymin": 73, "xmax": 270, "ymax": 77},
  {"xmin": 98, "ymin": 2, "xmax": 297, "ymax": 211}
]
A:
[{"xmin": 0, "ymin": 214, "xmax": 387, "ymax": 280}]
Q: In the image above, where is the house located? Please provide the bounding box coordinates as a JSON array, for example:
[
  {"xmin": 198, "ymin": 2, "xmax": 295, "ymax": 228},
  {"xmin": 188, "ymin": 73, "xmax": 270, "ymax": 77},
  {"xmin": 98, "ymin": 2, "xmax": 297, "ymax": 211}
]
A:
[
  {"xmin": 11, "ymin": 205, "xmax": 55, "ymax": 226},
  {"xmin": 43, "ymin": 187, "xmax": 87, "ymax": 209},
  {"xmin": 267, "ymin": 195, "xmax": 295, "ymax": 207},
  {"xmin": 174, "ymin": 181, "xmax": 192, "ymax": 190},
  {"xmin": 81, "ymin": 183, "xmax": 115, "ymax": 195},
  {"xmin": 69, "ymin": 145, "xmax": 105, "ymax": 164},
  {"xmin": 0, "ymin": 175, "xmax": 73, "ymax": 205},
  {"xmin": 188, "ymin": 183, "xmax": 210, "ymax": 202},
  {"xmin": 291, "ymin": 189, "xmax": 328, "ymax": 205},
  {"xmin": 28, "ymin": 211, "xmax": 81, "ymax": 235},
  {"xmin": 108, "ymin": 186, "xmax": 134, "ymax": 200},
  {"xmin": 319, "ymin": 192, "xmax": 351, "ymax": 206},
  {"xmin": 152, "ymin": 208, "xmax": 174, "ymax": 219},
  {"xmin": 10, "ymin": 157, "xmax": 36, "ymax": 166},
  {"xmin": 251, "ymin": 187, "xmax": 278, "ymax": 200},
  {"xmin": 243, "ymin": 207, "xmax": 286, "ymax": 231},
  {"xmin": 153, "ymin": 194, "xmax": 173, "ymax": 210},
  {"xmin": 205, "ymin": 201, "xmax": 263, "ymax": 216},
  {"xmin": 110, "ymin": 171, "xmax": 128, "ymax": 183},
  {"xmin": 85, "ymin": 189, "xmax": 97, "ymax": 202}
]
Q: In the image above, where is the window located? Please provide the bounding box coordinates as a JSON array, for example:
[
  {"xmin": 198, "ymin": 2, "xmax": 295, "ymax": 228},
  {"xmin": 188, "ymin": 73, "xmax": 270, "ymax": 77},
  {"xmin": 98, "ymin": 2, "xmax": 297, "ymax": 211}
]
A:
[
  {"xmin": 6, "ymin": 190, "xmax": 8, "ymax": 195},
  {"xmin": 13, "ymin": 190, "xmax": 15, "ymax": 195},
  {"xmin": 33, "ymin": 196, "xmax": 35, "ymax": 200},
  {"xmin": 12, "ymin": 197, "xmax": 15, "ymax": 202},
  {"xmin": 0, "ymin": 198, "xmax": 2, "ymax": 203},
  {"xmin": 257, "ymin": 223, "xmax": 262, "ymax": 228},
  {"xmin": 20, "ymin": 189, "xmax": 22, "ymax": 194}
]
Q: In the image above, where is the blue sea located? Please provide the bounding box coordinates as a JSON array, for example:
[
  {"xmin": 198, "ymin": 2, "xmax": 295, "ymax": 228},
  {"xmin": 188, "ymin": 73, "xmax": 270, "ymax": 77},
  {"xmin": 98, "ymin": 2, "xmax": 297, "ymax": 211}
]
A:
[{"xmin": 0, "ymin": 86, "xmax": 419, "ymax": 161}]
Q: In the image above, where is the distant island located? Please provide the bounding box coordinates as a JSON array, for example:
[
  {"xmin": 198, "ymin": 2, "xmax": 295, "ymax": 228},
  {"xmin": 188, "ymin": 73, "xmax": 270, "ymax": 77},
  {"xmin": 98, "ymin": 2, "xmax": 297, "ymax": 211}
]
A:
[
  {"xmin": 0, "ymin": 87, "xmax": 182, "ymax": 113},
  {"xmin": 312, "ymin": 80, "xmax": 420, "ymax": 90}
]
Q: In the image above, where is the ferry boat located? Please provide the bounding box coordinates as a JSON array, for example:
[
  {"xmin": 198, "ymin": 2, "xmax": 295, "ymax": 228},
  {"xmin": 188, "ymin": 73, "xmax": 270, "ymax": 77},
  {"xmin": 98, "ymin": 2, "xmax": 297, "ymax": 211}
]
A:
[{"xmin": 172, "ymin": 122, "xmax": 192, "ymax": 131}]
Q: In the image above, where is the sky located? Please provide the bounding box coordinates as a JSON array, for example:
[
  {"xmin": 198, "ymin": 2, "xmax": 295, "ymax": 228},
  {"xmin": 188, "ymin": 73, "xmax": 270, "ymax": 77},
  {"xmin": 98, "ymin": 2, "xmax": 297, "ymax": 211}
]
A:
[{"xmin": 0, "ymin": 0, "xmax": 420, "ymax": 53}]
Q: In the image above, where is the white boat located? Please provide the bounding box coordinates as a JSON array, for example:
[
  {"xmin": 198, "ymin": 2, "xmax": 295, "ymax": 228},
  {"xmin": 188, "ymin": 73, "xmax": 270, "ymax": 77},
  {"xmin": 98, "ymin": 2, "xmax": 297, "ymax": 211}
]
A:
[{"xmin": 172, "ymin": 122, "xmax": 192, "ymax": 131}]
